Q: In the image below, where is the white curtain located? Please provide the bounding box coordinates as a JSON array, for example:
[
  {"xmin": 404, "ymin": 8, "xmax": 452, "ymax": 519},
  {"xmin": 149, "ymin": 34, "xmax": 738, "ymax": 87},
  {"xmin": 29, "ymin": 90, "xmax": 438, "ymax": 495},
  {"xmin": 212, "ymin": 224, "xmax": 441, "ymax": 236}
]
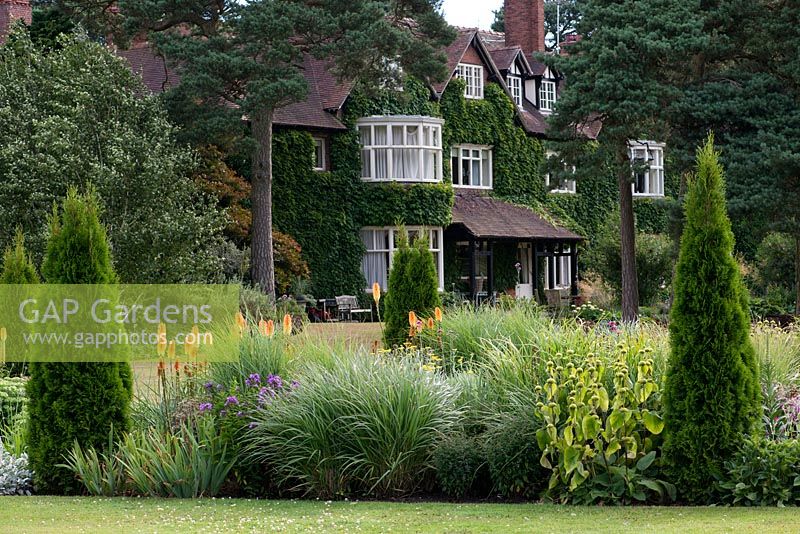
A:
[{"xmin": 374, "ymin": 126, "xmax": 388, "ymax": 180}]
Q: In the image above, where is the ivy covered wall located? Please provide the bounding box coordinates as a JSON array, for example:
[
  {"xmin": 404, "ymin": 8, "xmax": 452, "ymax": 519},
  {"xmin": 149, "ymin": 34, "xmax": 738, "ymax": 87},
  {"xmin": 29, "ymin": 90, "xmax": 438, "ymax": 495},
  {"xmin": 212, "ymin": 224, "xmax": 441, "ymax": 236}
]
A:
[{"xmin": 272, "ymin": 74, "xmax": 677, "ymax": 298}]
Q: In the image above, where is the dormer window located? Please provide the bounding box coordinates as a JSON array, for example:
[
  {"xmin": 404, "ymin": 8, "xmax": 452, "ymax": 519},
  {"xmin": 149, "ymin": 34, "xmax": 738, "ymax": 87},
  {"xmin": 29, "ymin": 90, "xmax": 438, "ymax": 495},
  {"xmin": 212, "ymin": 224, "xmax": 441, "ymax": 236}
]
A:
[
  {"xmin": 507, "ymin": 75, "xmax": 523, "ymax": 107},
  {"xmin": 629, "ymin": 141, "xmax": 665, "ymax": 197},
  {"xmin": 357, "ymin": 116, "xmax": 443, "ymax": 182},
  {"xmin": 539, "ymin": 80, "xmax": 556, "ymax": 112},
  {"xmin": 456, "ymin": 64, "xmax": 484, "ymax": 99}
]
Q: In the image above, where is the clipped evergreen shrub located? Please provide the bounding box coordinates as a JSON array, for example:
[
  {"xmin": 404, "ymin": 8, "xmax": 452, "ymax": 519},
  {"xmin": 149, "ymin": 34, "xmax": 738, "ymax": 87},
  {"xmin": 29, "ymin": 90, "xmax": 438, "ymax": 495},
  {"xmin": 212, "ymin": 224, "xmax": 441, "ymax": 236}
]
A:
[
  {"xmin": 0, "ymin": 230, "xmax": 39, "ymax": 375},
  {"xmin": 383, "ymin": 231, "xmax": 441, "ymax": 347},
  {"xmin": 26, "ymin": 189, "xmax": 133, "ymax": 494},
  {"xmin": 662, "ymin": 137, "xmax": 760, "ymax": 503}
]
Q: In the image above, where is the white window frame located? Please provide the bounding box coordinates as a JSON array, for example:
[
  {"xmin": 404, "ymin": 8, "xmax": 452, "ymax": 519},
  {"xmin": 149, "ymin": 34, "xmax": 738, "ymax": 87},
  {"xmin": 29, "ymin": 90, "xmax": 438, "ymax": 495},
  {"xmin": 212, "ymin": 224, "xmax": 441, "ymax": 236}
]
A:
[
  {"xmin": 451, "ymin": 144, "xmax": 493, "ymax": 189},
  {"xmin": 507, "ymin": 74, "xmax": 523, "ymax": 107},
  {"xmin": 456, "ymin": 63, "xmax": 484, "ymax": 99},
  {"xmin": 357, "ymin": 116, "xmax": 443, "ymax": 183},
  {"xmin": 545, "ymin": 246, "xmax": 572, "ymax": 290},
  {"xmin": 312, "ymin": 137, "xmax": 326, "ymax": 171},
  {"xmin": 539, "ymin": 79, "xmax": 556, "ymax": 112},
  {"xmin": 361, "ymin": 226, "xmax": 444, "ymax": 292},
  {"xmin": 629, "ymin": 141, "xmax": 665, "ymax": 198},
  {"xmin": 544, "ymin": 150, "xmax": 576, "ymax": 194}
]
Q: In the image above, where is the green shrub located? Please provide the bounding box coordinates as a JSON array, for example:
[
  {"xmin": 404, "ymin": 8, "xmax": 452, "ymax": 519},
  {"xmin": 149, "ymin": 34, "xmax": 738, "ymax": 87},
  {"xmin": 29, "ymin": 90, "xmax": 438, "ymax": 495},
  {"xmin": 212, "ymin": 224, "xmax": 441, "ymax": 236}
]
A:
[
  {"xmin": 246, "ymin": 353, "xmax": 459, "ymax": 498},
  {"xmin": 662, "ymin": 137, "xmax": 760, "ymax": 503},
  {"xmin": 535, "ymin": 351, "xmax": 674, "ymax": 504},
  {"xmin": 718, "ymin": 438, "xmax": 800, "ymax": 506},
  {"xmin": 433, "ymin": 433, "xmax": 489, "ymax": 499},
  {"xmin": 26, "ymin": 189, "xmax": 133, "ymax": 494},
  {"xmin": 0, "ymin": 231, "xmax": 38, "ymax": 377},
  {"xmin": 755, "ymin": 232, "xmax": 795, "ymax": 303},
  {"xmin": 0, "ymin": 377, "xmax": 26, "ymax": 426},
  {"xmin": 585, "ymin": 209, "xmax": 676, "ymax": 306},
  {"xmin": 484, "ymin": 413, "xmax": 548, "ymax": 500},
  {"xmin": 383, "ymin": 231, "xmax": 441, "ymax": 347}
]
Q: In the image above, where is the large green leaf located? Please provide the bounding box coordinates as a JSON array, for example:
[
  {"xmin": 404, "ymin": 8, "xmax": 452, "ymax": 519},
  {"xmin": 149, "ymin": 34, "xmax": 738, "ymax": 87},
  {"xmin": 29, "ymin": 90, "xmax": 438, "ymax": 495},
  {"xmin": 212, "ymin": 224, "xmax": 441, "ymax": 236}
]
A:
[
  {"xmin": 643, "ymin": 411, "xmax": 664, "ymax": 434},
  {"xmin": 564, "ymin": 445, "xmax": 583, "ymax": 474},
  {"xmin": 636, "ymin": 450, "xmax": 657, "ymax": 472},
  {"xmin": 582, "ymin": 414, "xmax": 601, "ymax": 439}
]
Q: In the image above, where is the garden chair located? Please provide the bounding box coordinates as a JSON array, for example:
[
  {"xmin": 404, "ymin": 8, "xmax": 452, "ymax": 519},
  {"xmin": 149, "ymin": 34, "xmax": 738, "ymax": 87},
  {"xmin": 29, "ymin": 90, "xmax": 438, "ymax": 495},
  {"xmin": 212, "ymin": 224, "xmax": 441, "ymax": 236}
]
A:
[{"xmin": 335, "ymin": 295, "xmax": 373, "ymax": 322}]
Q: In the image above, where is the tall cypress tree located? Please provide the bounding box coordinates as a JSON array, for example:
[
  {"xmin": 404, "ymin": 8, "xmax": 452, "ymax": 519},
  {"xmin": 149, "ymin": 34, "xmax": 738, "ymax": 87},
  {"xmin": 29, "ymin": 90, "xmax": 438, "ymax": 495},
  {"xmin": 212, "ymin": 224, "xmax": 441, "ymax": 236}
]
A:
[
  {"xmin": 0, "ymin": 230, "xmax": 39, "ymax": 374},
  {"xmin": 383, "ymin": 232, "xmax": 441, "ymax": 348},
  {"xmin": 662, "ymin": 136, "xmax": 760, "ymax": 503},
  {"xmin": 26, "ymin": 189, "xmax": 133, "ymax": 494}
]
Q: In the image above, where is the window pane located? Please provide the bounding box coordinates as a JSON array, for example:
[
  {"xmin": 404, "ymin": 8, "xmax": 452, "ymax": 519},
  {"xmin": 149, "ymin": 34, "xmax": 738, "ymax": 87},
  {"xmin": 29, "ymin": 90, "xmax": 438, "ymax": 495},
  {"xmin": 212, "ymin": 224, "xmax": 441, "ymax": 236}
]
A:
[
  {"xmin": 471, "ymin": 160, "xmax": 480, "ymax": 186},
  {"xmin": 462, "ymin": 158, "xmax": 471, "ymax": 184},
  {"xmin": 359, "ymin": 126, "xmax": 371, "ymax": 146},
  {"xmin": 392, "ymin": 125, "xmax": 404, "ymax": 146},
  {"xmin": 482, "ymin": 156, "xmax": 491, "ymax": 187},
  {"xmin": 374, "ymin": 125, "xmax": 387, "ymax": 145},
  {"xmin": 451, "ymin": 154, "xmax": 460, "ymax": 184},
  {"xmin": 361, "ymin": 149, "xmax": 370, "ymax": 178}
]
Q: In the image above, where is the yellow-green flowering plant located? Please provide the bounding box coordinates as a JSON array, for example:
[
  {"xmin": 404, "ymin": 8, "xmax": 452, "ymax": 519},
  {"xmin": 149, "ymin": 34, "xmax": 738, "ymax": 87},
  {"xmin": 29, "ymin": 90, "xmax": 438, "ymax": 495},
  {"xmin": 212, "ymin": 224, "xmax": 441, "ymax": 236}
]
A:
[{"xmin": 535, "ymin": 348, "xmax": 675, "ymax": 504}]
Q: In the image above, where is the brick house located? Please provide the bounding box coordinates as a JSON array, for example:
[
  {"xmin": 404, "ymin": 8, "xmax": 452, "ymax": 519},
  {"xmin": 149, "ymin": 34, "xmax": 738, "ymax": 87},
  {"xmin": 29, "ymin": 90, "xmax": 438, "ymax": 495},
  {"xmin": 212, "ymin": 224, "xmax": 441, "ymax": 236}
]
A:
[{"xmin": 1, "ymin": 0, "xmax": 670, "ymax": 303}]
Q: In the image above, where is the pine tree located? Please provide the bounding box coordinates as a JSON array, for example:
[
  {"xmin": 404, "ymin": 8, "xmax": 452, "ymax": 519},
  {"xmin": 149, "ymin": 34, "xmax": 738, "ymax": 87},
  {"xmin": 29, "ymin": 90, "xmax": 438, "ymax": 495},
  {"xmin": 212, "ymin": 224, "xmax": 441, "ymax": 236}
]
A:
[
  {"xmin": 26, "ymin": 188, "xmax": 133, "ymax": 494},
  {"xmin": 383, "ymin": 232, "xmax": 441, "ymax": 347},
  {"xmin": 662, "ymin": 136, "xmax": 760, "ymax": 503}
]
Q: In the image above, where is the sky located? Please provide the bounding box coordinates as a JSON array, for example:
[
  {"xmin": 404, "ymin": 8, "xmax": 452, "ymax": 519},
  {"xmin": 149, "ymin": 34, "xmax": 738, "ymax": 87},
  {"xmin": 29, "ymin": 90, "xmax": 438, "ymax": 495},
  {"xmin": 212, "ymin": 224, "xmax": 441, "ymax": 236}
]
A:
[{"xmin": 441, "ymin": 0, "xmax": 503, "ymax": 30}]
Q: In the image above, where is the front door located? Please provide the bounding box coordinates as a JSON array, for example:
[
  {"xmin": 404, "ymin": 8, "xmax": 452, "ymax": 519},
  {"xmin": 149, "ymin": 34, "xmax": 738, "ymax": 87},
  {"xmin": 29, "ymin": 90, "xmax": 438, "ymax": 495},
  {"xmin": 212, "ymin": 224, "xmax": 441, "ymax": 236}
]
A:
[{"xmin": 516, "ymin": 243, "xmax": 533, "ymax": 299}]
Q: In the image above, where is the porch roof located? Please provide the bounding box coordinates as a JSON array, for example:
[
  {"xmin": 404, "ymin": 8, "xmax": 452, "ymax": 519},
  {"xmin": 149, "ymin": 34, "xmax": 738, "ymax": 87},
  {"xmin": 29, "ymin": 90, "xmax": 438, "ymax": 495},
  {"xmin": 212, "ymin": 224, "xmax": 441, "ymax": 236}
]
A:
[{"xmin": 451, "ymin": 193, "xmax": 583, "ymax": 241}]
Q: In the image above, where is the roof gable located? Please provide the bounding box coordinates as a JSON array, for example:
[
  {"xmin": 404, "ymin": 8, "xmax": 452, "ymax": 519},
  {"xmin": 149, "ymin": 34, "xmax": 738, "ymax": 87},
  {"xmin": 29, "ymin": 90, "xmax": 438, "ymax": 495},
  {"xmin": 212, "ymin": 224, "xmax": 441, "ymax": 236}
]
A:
[{"xmin": 432, "ymin": 28, "xmax": 508, "ymax": 97}]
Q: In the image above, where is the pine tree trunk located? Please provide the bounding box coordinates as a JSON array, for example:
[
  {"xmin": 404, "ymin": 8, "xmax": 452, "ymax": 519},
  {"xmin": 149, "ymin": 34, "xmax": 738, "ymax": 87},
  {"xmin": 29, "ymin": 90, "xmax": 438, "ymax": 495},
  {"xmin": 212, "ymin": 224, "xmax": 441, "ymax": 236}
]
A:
[
  {"xmin": 618, "ymin": 166, "xmax": 639, "ymax": 322},
  {"xmin": 795, "ymin": 234, "xmax": 800, "ymax": 315},
  {"xmin": 250, "ymin": 109, "xmax": 276, "ymax": 300}
]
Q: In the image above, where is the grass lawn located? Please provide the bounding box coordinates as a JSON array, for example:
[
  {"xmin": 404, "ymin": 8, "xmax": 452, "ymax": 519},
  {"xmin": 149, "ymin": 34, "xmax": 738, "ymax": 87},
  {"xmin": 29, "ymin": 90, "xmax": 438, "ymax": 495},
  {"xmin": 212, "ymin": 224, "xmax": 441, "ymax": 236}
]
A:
[{"xmin": 1, "ymin": 498, "xmax": 799, "ymax": 534}]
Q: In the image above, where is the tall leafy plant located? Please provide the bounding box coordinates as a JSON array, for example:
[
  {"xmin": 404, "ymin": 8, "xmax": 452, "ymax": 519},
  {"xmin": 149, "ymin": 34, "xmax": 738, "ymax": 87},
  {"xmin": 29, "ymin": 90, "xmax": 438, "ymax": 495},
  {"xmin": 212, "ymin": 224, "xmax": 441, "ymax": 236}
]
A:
[
  {"xmin": 26, "ymin": 189, "xmax": 133, "ymax": 494},
  {"xmin": 662, "ymin": 136, "xmax": 760, "ymax": 503}
]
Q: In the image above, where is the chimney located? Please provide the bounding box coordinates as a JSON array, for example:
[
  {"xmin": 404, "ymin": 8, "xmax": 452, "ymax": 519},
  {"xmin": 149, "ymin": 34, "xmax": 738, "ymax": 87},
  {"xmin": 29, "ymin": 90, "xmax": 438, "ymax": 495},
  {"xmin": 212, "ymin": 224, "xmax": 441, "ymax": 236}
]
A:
[
  {"xmin": 504, "ymin": 0, "xmax": 545, "ymax": 56},
  {"xmin": 0, "ymin": 0, "xmax": 31, "ymax": 44}
]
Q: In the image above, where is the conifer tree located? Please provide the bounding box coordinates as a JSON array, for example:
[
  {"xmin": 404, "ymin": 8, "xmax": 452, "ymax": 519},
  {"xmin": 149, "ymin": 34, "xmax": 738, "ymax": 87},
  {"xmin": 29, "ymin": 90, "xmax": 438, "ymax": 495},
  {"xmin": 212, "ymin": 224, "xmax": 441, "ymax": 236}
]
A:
[
  {"xmin": 662, "ymin": 136, "xmax": 760, "ymax": 503},
  {"xmin": 0, "ymin": 230, "xmax": 39, "ymax": 284},
  {"xmin": 0, "ymin": 230, "xmax": 39, "ymax": 374},
  {"xmin": 26, "ymin": 189, "xmax": 133, "ymax": 494},
  {"xmin": 383, "ymin": 232, "xmax": 441, "ymax": 347}
]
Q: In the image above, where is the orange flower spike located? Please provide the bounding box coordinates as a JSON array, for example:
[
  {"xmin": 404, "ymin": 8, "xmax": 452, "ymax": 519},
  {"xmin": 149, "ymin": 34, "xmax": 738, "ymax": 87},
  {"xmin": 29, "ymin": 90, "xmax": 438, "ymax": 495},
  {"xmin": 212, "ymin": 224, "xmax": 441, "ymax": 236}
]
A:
[
  {"xmin": 235, "ymin": 311, "xmax": 247, "ymax": 333},
  {"xmin": 409, "ymin": 326, "xmax": 416, "ymax": 338},
  {"xmin": 282, "ymin": 313, "xmax": 292, "ymax": 336},
  {"xmin": 156, "ymin": 323, "xmax": 167, "ymax": 356},
  {"xmin": 408, "ymin": 311, "xmax": 417, "ymax": 328},
  {"xmin": 434, "ymin": 307, "xmax": 443, "ymax": 322},
  {"xmin": 372, "ymin": 282, "xmax": 381, "ymax": 304},
  {"xmin": 258, "ymin": 319, "xmax": 268, "ymax": 336},
  {"xmin": 157, "ymin": 360, "xmax": 165, "ymax": 378},
  {"xmin": 427, "ymin": 317, "xmax": 435, "ymax": 330},
  {"xmin": 266, "ymin": 319, "xmax": 275, "ymax": 338}
]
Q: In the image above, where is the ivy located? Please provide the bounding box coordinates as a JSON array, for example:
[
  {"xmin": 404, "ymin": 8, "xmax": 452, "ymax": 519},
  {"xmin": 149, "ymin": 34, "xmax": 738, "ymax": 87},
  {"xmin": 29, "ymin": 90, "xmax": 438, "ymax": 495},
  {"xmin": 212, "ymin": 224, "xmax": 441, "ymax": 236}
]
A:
[{"xmin": 272, "ymin": 74, "xmax": 676, "ymax": 297}]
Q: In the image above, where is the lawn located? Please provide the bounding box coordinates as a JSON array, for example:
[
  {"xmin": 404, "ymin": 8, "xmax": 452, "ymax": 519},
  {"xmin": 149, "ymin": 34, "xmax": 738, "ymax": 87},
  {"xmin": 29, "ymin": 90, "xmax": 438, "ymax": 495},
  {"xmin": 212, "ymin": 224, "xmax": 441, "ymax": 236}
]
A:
[{"xmin": 1, "ymin": 498, "xmax": 799, "ymax": 534}]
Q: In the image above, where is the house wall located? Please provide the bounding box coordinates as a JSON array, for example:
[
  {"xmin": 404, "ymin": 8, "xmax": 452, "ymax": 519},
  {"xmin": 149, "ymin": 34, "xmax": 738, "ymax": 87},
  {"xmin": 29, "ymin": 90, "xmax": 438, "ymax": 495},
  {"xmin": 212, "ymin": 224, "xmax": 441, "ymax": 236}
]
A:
[
  {"xmin": 0, "ymin": 0, "xmax": 31, "ymax": 44},
  {"xmin": 271, "ymin": 76, "xmax": 677, "ymax": 299},
  {"xmin": 460, "ymin": 44, "xmax": 491, "ymax": 84}
]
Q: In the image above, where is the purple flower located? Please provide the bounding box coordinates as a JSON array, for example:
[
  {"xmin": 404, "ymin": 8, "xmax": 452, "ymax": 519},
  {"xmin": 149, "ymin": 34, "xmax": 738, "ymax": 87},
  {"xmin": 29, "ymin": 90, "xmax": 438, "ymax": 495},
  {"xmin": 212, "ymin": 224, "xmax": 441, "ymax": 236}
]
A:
[
  {"xmin": 248, "ymin": 422, "xmax": 259, "ymax": 429},
  {"xmin": 245, "ymin": 373, "xmax": 261, "ymax": 388},
  {"xmin": 290, "ymin": 380, "xmax": 300, "ymax": 389},
  {"xmin": 267, "ymin": 374, "xmax": 283, "ymax": 389},
  {"xmin": 215, "ymin": 383, "xmax": 224, "ymax": 391},
  {"xmin": 258, "ymin": 386, "xmax": 276, "ymax": 405},
  {"xmin": 236, "ymin": 411, "xmax": 244, "ymax": 417},
  {"xmin": 203, "ymin": 381, "xmax": 215, "ymax": 391},
  {"xmin": 198, "ymin": 402, "xmax": 213, "ymax": 413},
  {"xmin": 225, "ymin": 395, "xmax": 239, "ymax": 406}
]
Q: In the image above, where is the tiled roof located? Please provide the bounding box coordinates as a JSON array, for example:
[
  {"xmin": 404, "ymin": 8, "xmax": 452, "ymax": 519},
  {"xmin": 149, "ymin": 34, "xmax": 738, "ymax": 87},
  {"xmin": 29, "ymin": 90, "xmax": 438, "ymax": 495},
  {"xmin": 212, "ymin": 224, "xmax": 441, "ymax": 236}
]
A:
[
  {"xmin": 431, "ymin": 28, "xmax": 478, "ymax": 95},
  {"xmin": 116, "ymin": 42, "xmax": 179, "ymax": 94},
  {"xmin": 452, "ymin": 192, "xmax": 582, "ymax": 241},
  {"xmin": 273, "ymin": 56, "xmax": 349, "ymax": 130},
  {"xmin": 518, "ymin": 100, "xmax": 549, "ymax": 135},
  {"xmin": 487, "ymin": 46, "xmax": 522, "ymax": 71}
]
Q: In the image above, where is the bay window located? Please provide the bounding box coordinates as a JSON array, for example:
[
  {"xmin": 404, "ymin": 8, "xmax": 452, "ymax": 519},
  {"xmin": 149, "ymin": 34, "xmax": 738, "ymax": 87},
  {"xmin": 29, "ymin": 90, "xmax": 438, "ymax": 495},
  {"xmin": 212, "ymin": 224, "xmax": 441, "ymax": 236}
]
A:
[
  {"xmin": 451, "ymin": 144, "xmax": 492, "ymax": 189},
  {"xmin": 361, "ymin": 227, "xmax": 444, "ymax": 291},
  {"xmin": 357, "ymin": 116, "xmax": 443, "ymax": 182}
]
